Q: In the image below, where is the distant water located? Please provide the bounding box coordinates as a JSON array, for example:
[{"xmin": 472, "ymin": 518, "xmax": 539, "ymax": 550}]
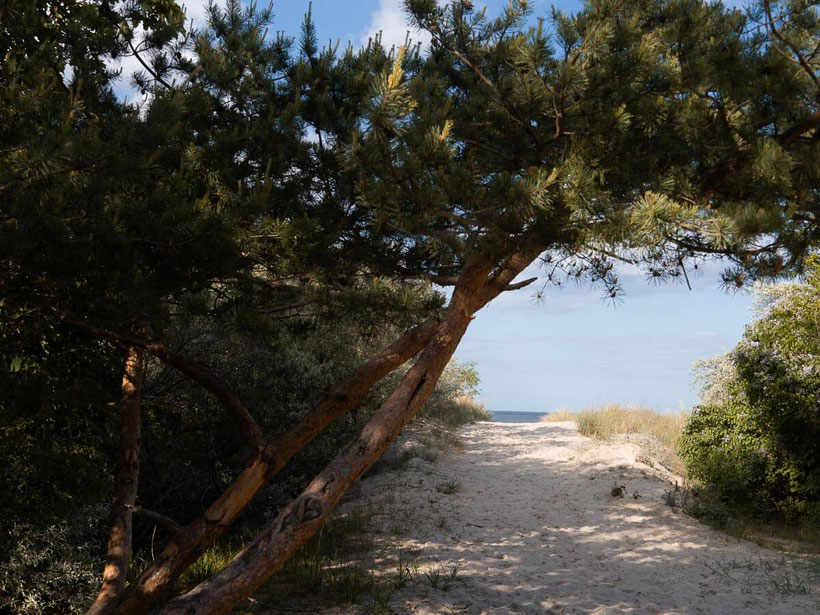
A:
[{"xmin": 490, "ymin": 411, "xmax": 547, "ymax": 423}]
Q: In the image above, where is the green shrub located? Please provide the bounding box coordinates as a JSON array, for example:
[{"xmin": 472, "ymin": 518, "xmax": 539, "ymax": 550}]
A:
[
  {"xmin": 681, "ymin": 261, "xmax": 820, "ymax": 521},
  {"xmin": 419, "ymin": 361, "xmax": 493, "ymax": 426},
  {"xmin": 0, "ymin": 506, "xmax": 106, "ymax": 615},
  {"xmin": 679, "ymin": 392, "xmax": 772, "ymax": 512}
]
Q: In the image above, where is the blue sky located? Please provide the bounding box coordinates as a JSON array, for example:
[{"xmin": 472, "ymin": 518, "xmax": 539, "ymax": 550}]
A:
[
  {"xmin": 458, "ymin": 261, "xmax": 752, "ymax": 413},
  {"xmin": 161, "ymin": 0, "xmax": 755, "ymax": 413}
]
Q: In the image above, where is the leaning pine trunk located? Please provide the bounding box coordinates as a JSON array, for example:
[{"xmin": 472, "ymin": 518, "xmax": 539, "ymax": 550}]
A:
[
  {"xmin": 86, "ymin": 342, "xmax": 145, "ymax": 615},
  {"xmin": 108, "ymin": 319, "xmax": 439, "ymax": 615},
  {"xmin": 157, "ymin": 259, "xmax": 498, "ymax": 615}
]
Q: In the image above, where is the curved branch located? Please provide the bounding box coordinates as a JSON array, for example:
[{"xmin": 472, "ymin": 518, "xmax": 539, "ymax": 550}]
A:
[
  {"xmin": 126, "ymin": 505, "xmax": 183, "ymax": 537},
  {"xmin": 61, "ymin": 315, "xmax": 267, "ymax": 452},
  {"xmin": 764, "ymin": 0, "xmax": 820, "ymax": 88}
]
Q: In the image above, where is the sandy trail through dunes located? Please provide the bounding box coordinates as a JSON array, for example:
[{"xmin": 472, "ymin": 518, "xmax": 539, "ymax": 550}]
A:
[{"xmin": 301, "ymin": 421, "xmax": 820, "ymax": 615}]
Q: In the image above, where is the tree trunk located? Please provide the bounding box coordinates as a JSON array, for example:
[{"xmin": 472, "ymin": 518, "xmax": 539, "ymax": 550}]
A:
[
  {"xmin": 86, "ymin": 342, "xmax": 144, "ymax": 615},
  {"xmin": 157, "ymin": 257, "xmax": 505, "ymax": 615},
  {"xmin": 108, "ymin": 319, "xmax": 440, "ymax": 615}
]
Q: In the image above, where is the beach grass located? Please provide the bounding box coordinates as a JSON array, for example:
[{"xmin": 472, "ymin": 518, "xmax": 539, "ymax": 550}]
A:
[{"xmin": 542, "ymin": 403, "xmax": 688, "ymax": 474}]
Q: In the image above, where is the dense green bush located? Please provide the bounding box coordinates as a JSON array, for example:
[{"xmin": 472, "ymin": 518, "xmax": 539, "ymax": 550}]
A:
[
  {"xmin": 0, "ymin": 318, "xmax": 119, "ymax": 526},
  {"xmin": 0, "ymin": 506, "xmax": 107, "ymax": 615},
  {"xmin": 680, "ymin": 262, "xmax": 820, "ymax": 522}
]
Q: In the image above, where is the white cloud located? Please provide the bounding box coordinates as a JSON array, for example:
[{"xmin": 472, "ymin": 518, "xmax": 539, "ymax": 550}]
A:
[
  {"xmin": 180, "ymin": 0, "xmax": 211, "ymax": 25},
  {"xmin": 360, "ymin": 0, "xmax": 431, "ymax": 51}
]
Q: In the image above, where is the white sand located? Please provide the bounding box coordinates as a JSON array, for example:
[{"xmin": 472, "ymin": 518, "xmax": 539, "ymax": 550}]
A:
[{"xmin": 302, "ymin": 421, "xmax": 820, "ymax": 614}]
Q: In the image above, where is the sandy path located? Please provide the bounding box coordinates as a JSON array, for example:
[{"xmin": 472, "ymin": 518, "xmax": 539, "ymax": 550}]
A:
[{"xmin": 310, "ymin": 421, "xmax": 820, "ymax": 615}]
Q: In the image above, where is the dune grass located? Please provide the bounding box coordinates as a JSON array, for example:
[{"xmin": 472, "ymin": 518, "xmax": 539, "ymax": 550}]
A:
[{"xmin": 542, "ymin": 404, "xmax": 688, "ymax": 475}]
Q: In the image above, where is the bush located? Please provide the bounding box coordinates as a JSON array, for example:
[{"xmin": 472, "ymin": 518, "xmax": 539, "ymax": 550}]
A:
[
  {"xmin": 680, "ymin": 261, "xmax": 820, "ymax": 522},
  {"xmin": 419, "ymin": 361, "xmax": 493, "ymax": 426},
  {"xmin": 0, "ymin": 505, "xmax": 107, "ymax": 615},
  {"xmin": 679, "ymin": 392, "xmax": 772, "ymax": 511}
]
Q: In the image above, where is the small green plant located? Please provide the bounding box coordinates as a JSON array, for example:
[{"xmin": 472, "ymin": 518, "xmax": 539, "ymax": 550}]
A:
[
  {"xmin": 662, "ymin": 489, "xmax": 679, "ymax": 508},
  {"xmin": 0, "ymin": 507, "xmax": 105, "ymax": 615},
  {"xmin": 424, "ymin": 564, "xmax": 461, "ymax": 591},
  {"xmin": 366, "ymin": 574, "xmax": 394, "ymax": 613},
  {"xmin": 435, "ymin": 480, "xmax": 462, "ymax": 495},
  {"xmin": 388, "ymin": 559, "xmax": 416, "ymax": 589},
  {"xmin": 178, "ymin": 539, "xmax": 246, "ymax": 590},
  {"xmin": 331, "ymin": 566, "xmax": 370, "ymax": 604}
]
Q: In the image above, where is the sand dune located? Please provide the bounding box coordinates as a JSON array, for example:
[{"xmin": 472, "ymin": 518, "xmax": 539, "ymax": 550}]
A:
[{"xmin": 301, "ymin": 421, "xmax": 819, "ymax": 614}]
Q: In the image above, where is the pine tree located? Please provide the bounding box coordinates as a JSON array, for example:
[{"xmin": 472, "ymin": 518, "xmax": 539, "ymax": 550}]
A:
[
  {"xmin": 153, "ymin": 2, "xmax": 820, "ymax": 614},
  {"xmin": 2, "ymin": 1, "xmax": 819, "ymax": 614}
]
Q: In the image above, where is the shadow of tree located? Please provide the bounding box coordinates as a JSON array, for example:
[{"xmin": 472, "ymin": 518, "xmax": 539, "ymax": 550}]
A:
[{"xmin": 329, "ymin": 422, "xmax": 820, "ymax": 615}]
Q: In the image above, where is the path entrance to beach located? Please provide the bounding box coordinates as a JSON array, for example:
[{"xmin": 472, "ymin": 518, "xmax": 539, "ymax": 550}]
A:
[{"xmin": 313, "ymin": 421, "xmax": 818, "ymax": 615}]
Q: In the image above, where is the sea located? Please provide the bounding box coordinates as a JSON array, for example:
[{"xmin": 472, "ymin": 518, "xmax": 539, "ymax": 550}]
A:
[{"xmin": 489, "ymin": 411, "xmax": 547, "ymax": 423}]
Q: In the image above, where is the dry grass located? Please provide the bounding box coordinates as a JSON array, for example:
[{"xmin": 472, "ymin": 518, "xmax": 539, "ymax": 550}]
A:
[
  {"xmin": 540, "ymin": 407, "xmax": 576, "ymax": 422},
  {"xmin": 542, "ymin": 403, "xmax": 688, "ymax": 475}
]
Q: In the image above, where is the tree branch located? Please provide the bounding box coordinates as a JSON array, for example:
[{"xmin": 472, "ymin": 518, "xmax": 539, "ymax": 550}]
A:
[
  {"xmin": 764, "ymin": 0, "xmax": 820, "ymax": 88},
  {"xmin": 126, "ymin": 505, "xmax": 183, "ymax": 537},
  {"xmin": 502, "ymin": 276, "xmax": 537, "ymax": 291},
  {"xmin": 111, "ymin": 319, "xmax": 440, "ymax": 615},
  {"xmin": 61, "ymin": 315, "xmax": 267, "ymax": 452}
]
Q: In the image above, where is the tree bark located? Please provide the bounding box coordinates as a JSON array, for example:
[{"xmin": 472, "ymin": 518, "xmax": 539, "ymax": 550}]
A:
[
  {"xmin": 86, "ymin": 342, "xmax": 145, "ymax": 615},
  {"xmin": 157, "ymin": 253, "xmax": 536, "ymax": 615},
  {"xmin": 108, "ymin": 319, "xmax": 440, "ymax": 615}
]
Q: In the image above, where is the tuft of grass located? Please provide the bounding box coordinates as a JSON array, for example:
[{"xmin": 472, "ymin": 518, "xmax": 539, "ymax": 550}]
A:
[
  {"xmin": 366, "ymin": 573, "xmax": 394, "ymax": 613},
  {"xmin": 543, "ymin": 403, "xmax": 688, "ymax": 475},
  {"xmin": 704, "ymin": 554, "xmax": 820, "ymax": 597},
  {"xmin": 435, "ymin": 479, "xmax": 462, "ymax": 495},
  {"xmin": 364, "ymin": 445, "xmax": 440, "ymax": 478},
  {"xmin": 176, "ymin": 538, "xmax": 245, "ymax": 591},
  {"xmin": 541, "ymin": 408, "xmax": 576, "ymax": 421},
  {"xmin": 387, "ymin": 558, "xmax": 416, "ymax": 590},
  {"xmin": 424, "ymin": 564, "xmax": 461, "ymax": 591}
]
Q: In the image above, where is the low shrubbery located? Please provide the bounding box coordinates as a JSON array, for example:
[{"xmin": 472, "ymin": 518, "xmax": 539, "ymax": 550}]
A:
[
  {"xmin": 419, "ymin": 361, "xmax": 493, "ymax": 426},
  {"xmin": 680, "ymin": 263, "xmax": 820, "ymax": 525},
  {"xmin": 0, "ymin": 506, "xmax": 107, "ymax": 615}
]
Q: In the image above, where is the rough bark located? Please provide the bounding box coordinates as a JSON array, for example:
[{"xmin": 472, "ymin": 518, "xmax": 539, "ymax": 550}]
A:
[
  {"xmin": 157, "ymin": 253, "xmax": 537, "ymax": 615},
  {"xmin": 108, "ymin": 319, "xmax": 440, "ymax": 615},
  {"xmin": 86, "ymin": 343, "xmax": 145, "ymax": 615}
]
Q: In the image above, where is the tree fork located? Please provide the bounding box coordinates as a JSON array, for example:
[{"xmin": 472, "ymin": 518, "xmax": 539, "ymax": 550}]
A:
[
  {"xmin": 86, "ymin": 339, "xmax": 145, "ymax": 615},
  {"xmin": 106, "ymin": 318, "xmax": 441, "ymax": 615}
]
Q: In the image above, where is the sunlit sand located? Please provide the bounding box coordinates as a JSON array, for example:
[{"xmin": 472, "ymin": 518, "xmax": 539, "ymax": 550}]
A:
[{"xmin": 307, "ymin": 421, "xmax": 818, "ymax": 614}]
